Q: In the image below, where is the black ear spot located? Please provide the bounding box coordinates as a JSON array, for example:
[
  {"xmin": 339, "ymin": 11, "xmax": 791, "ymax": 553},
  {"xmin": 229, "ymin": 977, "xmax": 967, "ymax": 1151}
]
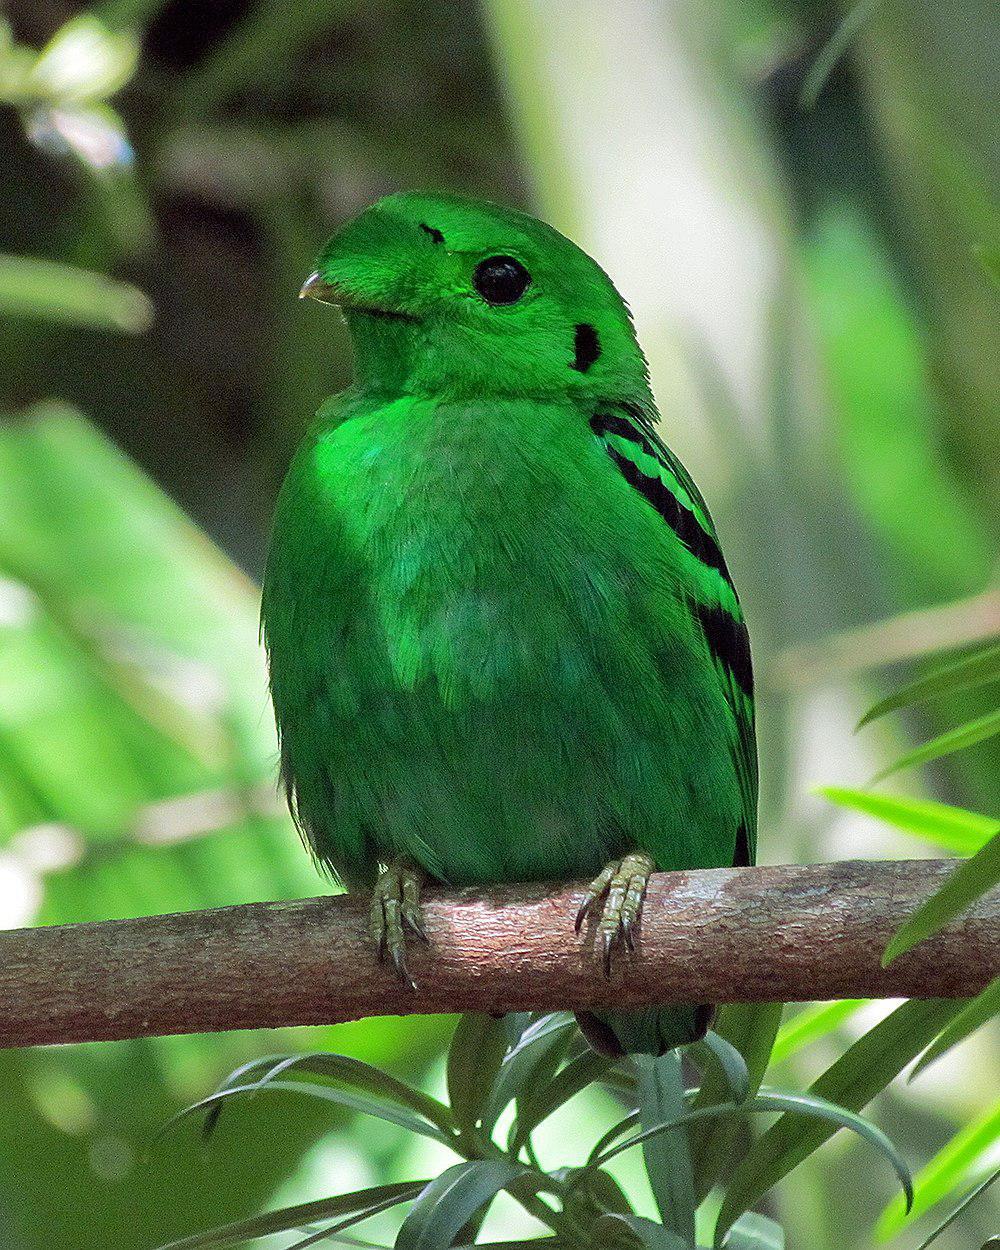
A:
[
  {"xmin": 419, "ymin": 223, "xmax": 445, "ymax": 245},
  {"xmin": 571, "ymin": 323, "xmax": 600, "ymax": 372}
]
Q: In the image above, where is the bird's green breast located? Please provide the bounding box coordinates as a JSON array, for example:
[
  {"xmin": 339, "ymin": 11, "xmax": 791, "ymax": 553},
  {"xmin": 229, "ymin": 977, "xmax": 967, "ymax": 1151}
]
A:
[{"xmin": 262, "ymin": 392, "xmax": 743, "ymax": 887}]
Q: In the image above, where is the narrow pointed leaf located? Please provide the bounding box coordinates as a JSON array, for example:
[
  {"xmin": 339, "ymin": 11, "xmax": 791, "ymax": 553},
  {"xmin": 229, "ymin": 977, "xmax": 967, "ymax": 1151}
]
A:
[
  {"xmin": 714, "ymin": 998, "xmax": 959, "ymax": 1242},
  {"xmin": 288, "ymin": 1189, "xmax": 441, "ymax": 1250},
  {"xmin": 588, "ymin": 1111, "xmax": 641, "ymax": 1166},
  {"xmin": 723, "ymin": 1213, "xmax": 785, "ymax": 1249},
  {"xmin": 871, "ymin": 708, "xmax": 1000, "ymax": 784},
  {"xmin": 594, "ymin": 1212, "xmax": 690, "ymax": 1249},
  {"xmin": 509, "ymin": 1049, "xmax": 613, "ymax": 1155},
  {"xmin": 911, "ymin": 1166, "xmax": 1000, "ymax": 1250},
  {"xmin": 877, "ymin": 1097, "xmax": 1000, "ymax": 1240},
  {"xmin": 799, "ymin": 0, "xmax": 876, "ymax": 109},
  {"xmin": 884, "ymin": 829, "xmax": 1000, "ymax": 964},
  {"xmin": 637, "ymin": 1054, "xmax": 696, "ymax": 1243},
  {"xmin": 857, "ymin": 641, "xmax": 1000, "ymax": 728},
  {"xmin": 482, "ymin": 1013, "xmax": 576, "ymax": 1132},
  {"xmin": 587, "ymin": 1087, "xmax": 910, "ymax": 1228},
  {"xmin": 163, "ymin": 1078, "xmax": 452, "ymax": 1146},
  {"xmin": 156, "ymin": 1182, "xmax": 427, "ymax": 1250},
  {"xmin": 249, "ymin": 1052, "xmax": 455, "ymax": 1135},
  {"xmin": 910, "ymin": 978, "xmax": 1000, "ymax": 1079},
  {"xmin": 395, "ymin": 1160, "xmax": 530, "ymax": 1250},
  {"xmin": 447, "ymin": 1014, "xmax": 510, "ymax": 1137},
  {"xmin": 692, "ymin": 1032, "xmax": 751, "ymax": 1104},
  {"xmin": 770, "ymin": 1000, "xmax": 867, "ymax": 1066},
  {"xmin": 690, "ymin": 1003, "xmax": 783, "ymax": 1201},
  {"xmin": 819, "ymin": 786, "xmax": 999, "ymax": 854}
]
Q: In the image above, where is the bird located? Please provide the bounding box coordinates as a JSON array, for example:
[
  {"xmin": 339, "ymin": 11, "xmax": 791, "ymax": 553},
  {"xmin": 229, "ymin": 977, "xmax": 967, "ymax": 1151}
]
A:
[{"xmin": 261, "ymin": 191, "xmax": 756, "ymax": 1057}]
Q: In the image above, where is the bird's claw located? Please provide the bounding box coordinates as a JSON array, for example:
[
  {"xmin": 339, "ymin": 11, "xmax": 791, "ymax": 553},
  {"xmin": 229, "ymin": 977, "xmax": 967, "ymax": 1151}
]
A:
[
  {"xmin": 578, "ymin": 852, "xmax": 655, "ymax": 979},
  {"xmin": 370, "ymin": 859, "xmax": 427, "ymax": 990}
]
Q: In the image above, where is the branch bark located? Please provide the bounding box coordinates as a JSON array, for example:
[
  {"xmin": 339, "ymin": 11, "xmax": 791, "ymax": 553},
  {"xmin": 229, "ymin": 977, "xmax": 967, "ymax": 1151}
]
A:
[{"xmin": 2, "ymin": 859, "xmax": 996, "ymax": 1048}]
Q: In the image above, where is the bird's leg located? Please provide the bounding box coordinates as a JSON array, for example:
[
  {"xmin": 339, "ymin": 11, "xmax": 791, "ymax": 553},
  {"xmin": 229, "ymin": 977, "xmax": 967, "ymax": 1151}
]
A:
[
  {"xmin": 575, "ymin": 851, "xmax": 655, "ymax": 977},
  {"xmin": 370, "ymin": 857, "xmax": 428, "ymax": 990}
]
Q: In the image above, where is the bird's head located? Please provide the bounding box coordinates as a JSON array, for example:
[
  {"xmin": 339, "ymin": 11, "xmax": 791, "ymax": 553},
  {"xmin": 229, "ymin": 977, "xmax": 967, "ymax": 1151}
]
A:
[{"xmin": 300, "ymin": 191, "xmax": 650, "ymax": 401}]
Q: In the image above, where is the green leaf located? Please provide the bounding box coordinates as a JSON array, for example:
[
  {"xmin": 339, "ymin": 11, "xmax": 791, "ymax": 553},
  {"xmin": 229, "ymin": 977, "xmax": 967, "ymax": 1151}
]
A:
[
  {"xmin": 0, "ymin": 255, "xmax": 152, "ymax": 331},
  {"xmin": 584, "ymin": 1087, "xmax": 910, "ymax": 1237},
  {"xmin": 587, "ymin": 1111, "xmax": 642, "ymax": 1167},
  {"xmin": 689, "ymin": 1003, "xmax": 784, "ymax": 1201},
  {"xmin": 722, "ymin": 1213, "xmax": 785, "ymax": 1250},
  {"xmin": 714, "ymin": 998, "xmax": 959, "ymax": 1242},
  {"xmin": 911, "ymin": 1165, "xmax": 1000, "ymax": 1250},
  {"xmin": 447, "ymin": 1014, "xmax": 510, "ymax": 1138},
  {"xmin": 482, "ymin": 1013, "xmax": 576, "ymax": 1133},
  {"xmin": 288, "ymin": 1188, "xmax": 442, "ymax": 1250},
  {"xmin": 593, "ymin": 1212, "xmax": 690, "ymax": 1249},
  {"xmin": 394, "ymin": 1160, "xmax": 531, "ymax": 1250},
  {"xmin": 910, "ymin": 978, "xmax": 1000, "ymax": 1078},
  {"xmin": 883, "ymin": 830, "xmax": 1000, "ymax": 963},
  {"xmin": 799, "ymin": 0, "xmax": 877, "ymax": 109},
  {"xmin": 857, "ymin": 641, "xmax": 1000, "ymax": 728},
  {"xmin": 509, "ymin": 1048, "xmax": 613, "ymax": 1155},
  {"xmin": 163, "ymin": 1078, "xmax": 453, "ymax": 1148},
  {"xmin": 253, "ymin": 1052, "xmax": 455, "ymax": 1136},
  {"xmin": 636, "ymin": 1054, "xmax": 696, "ymax": 1243},
  {"xmin": 155, "ymin": 1181, "xmax": 426, "ymax": 1250},
  {"xmin": 871, "ymin": 707, "xmax": 1000, "ymax": 783},
  {"xmin": 691, "ymin": 1031, "xmax": 751, "ymax": 1104},
  {"xmin": 818, "ymin": 787, "xmax": 999, "ymax": 854},
  {"xmin": 877, "ymin": 1097, "xmax": 1000, "ymax": 1239},
  {"xmin": 769, "ymin": 1001, "xmax": 868, "ymax": 1067}
]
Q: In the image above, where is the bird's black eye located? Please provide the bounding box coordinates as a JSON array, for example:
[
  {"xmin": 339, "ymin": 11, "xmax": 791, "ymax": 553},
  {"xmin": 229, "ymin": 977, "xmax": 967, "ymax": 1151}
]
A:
[{"xmin": 472, "ymin": 255, "xmax": 531, "ymax": 305}]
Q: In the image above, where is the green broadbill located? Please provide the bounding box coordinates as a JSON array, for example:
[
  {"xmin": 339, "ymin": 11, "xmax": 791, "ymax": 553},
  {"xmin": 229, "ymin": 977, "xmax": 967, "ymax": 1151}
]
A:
[{"xmin": 262, "ymin": 192, "xmax": 756, "ymax": 1057}]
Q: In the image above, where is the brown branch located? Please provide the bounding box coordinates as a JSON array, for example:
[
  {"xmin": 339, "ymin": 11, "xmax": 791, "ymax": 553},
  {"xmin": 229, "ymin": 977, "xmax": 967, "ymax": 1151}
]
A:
[{"xmin": 2, "ymin": 860, "xmax": 997, "ymax": 1048}]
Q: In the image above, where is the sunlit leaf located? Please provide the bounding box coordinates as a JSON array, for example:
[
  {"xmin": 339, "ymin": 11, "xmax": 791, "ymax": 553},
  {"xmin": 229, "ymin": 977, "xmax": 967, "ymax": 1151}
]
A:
[
  {"xmin": 394, "ymin": 1160, "xmax": 531, "ymax": 1250},
  {"xmin": 910, "ymin": 978, "xmax": 1000, "ymax": 1079},
  {"xmin": 0, "ymin": 255, "xmax": 152, "ymax": 331},
  {"xmin": 769, "ymin": 1000, "xmax": 867, "ymax": 1066},
  {"xmin": 636, "ymin": 1054, "xmax": 696, "ymax": 1243},
  {"xmin": 155, "ymin": 1181, "xmax": 426, "ymax": 1250},
  {"xmin": 884, "ymin": 830, "xmax": 1000, "ymax": 963},
  {"xmin": 714, "ymin": 999, "xmax": 958, "ymax": 1242},
  {"xmin": 819, "ymin": 787, "xmax": 999, "ymax": 854},
  {"xmin": 877, "ymin": 1097, "xmax": 1000, "ymax": 1239},
  {"xmin": 447, "ymin": 1013, "xmax": 509, "ymax": 1138},
  {"xmin": 871, "ymin": 708, "xmax": 1000, "ymax": 784},
  {"xmin": 857, "ymin": 641, "xmax": 1000, "ymax": 728},
  {"xmin": 911, "ymin": 1166, "xmax": 1000, "ymax": 1250}
]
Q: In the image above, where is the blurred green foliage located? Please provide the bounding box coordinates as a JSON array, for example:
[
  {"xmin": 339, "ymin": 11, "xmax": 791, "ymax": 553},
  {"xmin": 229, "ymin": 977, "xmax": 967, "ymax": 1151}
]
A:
[{"xmin": 0, "ymin": 0, "xmax": 996, "ymax": 1247}]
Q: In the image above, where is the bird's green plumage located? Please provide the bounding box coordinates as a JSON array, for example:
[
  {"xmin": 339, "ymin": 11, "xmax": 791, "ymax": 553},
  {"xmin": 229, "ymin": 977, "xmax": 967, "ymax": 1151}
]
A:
[{"xmin": 262, "ymin": 192, "xmax": 756, "ymax": 1055}]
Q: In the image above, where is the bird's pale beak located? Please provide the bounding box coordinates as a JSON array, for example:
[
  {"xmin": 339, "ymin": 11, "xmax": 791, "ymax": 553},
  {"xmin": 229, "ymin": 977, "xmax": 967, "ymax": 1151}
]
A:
[{"xmin": 299, "ymin": 271, "xmax": 339, "ymax": 304}]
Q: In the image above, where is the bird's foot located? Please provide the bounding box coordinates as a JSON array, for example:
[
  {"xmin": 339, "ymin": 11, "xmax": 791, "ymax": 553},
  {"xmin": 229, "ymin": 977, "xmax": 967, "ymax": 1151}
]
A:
[
  {"xmin": 575, "ymin": 851, "xmax": 655, "ymax": 977},
  {"xmin": 370, "ymin": 858, "xmax": 428, "ymax": 990}
]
